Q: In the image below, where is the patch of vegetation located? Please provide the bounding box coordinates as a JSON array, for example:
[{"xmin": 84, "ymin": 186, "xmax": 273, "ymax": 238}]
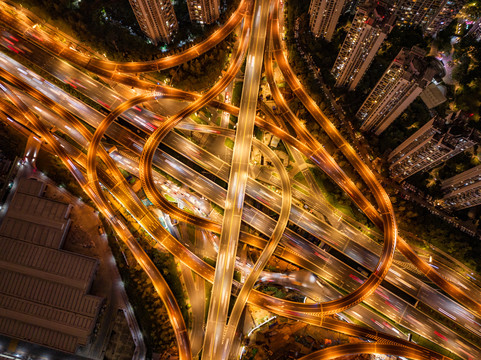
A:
[
  {"xmin": 212, "ymin": 203, "xmax": 225, "ymax": 216},
  {"xmin": 452, "ymin": 34, "xmax": 481, "ymax": 125},
  {"xmin": 225, "ymin": 137, "xmax": 235, "ymax": 149},
  {"xmin": 167, "ymin": 34, "xmax": 235, "ymax": 91},
  {"xmin": 310, "ymin": 167, "xmax": 371, "ymax": 227},
  {"xmin": 256, "ymin": 283, "xmax": 304, "ymax": 303},
  {"xmin": 16, "ymin": 0, "xmax": 241, "ymax": 61},
  {"xmin": 191, "ymin": 113, "xmax": 208, "ymax": 125},
  {"xmin": 369, "ymin": 98, "xmax": 432, "ymax": 156},
  {"xmin": 293, "ymin": 171, "xmax": 306, "ymax": 184},
  {"xmin": 106, "ymin": 230, "xmax": 176, "ymax": 358},
  {"xmin": 232, "ymin": 80, "xmax": 243, "ymax": 107}
]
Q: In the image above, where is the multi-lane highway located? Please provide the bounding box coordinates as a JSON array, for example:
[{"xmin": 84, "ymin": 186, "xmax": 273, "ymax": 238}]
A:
[
  {"xmin": 1, "ymin": 0, "xmax": 481, "ymax": 359},
  {"xmin": 0, "ymin": 57, "xmax": 472, "ymax": 360},
  {"xmin": 0, "ymin": 0, "xmax": 249, "ymax": 73},
  {"xmin": 0, "ymin": 52, "xmax": 476, "ymax": 358},
  {"xmin": 203, "ymin": 1, "xmax": 269, "ymax": 358},
  {"xmin": 0, "ymin": 74, "xmax": 193, "ymax": 360},
  {"xmin": 0, "ymin": 67, "xmax": 462, "ymax": 360},
  {"xmin": 269, "ymin": 0, "xmax": 481, "ymax": 320}
]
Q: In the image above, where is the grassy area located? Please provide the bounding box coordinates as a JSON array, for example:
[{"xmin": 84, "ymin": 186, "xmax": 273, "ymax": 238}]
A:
[
  {"xmin": 183, "ymin": 207, "xmax": 195, "ymax": 215},
  {"xmin": 232, "ymin": 81, "xmax": 244, "ymax": 107},
  {"xmin": 309, "ymin": 167, "xmax": 370, "ymax": 226},
  {"xmin": 203, "ymin": 257, "xmax": 216, "ymax": 268},
  {"xmin": 152, "ymin": 165, "xmax": 183, "ymax": 187},
  {"xmin": 185, "ymin": 224, "xmax": 196, "ymax": 244},
  {"xmin": 212, "ymin": 203, "xmax": 225, "ymax": 216},
  {"xmin": 53, "ymin": 131, "xmax": 84, "ymax": 152},
  {"xmin": 205, "ymin": 282, "xmax": 213, "ymax": 323},
  {"xmin": 254, "ymin": 127, "xmax": 263, "ymax": 141},
  {"xmin": 258, "ymin": 284, "xmax": 287, "ymax": 299},
  {"xmin": 293, "ymin": 171, "xmax": 306, "ymax": 184},
  {"xmin": 201, "ymin": 108, "xmax": 213, "ymax": 119},
  {"xmin": 164, "ymin": 194, "xmax": 177, "ymax": 202},
  {"xmin": 191, "ymin": 113, "xmax": 208, "ymax": 125},
  {"xmin": 224, "ymin": 137, "xmax": 235, "ymax": 150}
]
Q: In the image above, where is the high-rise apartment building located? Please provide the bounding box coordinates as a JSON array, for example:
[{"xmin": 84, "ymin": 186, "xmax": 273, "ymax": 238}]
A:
[
  {"xmin": 129, "ymin": 0, "xmax": 178, "ymax": 44},
  {"xmin": 441, "ymin": 164, "xmax": 481, "ymax": 210},
  {"xmin": 388, "ymin": 111, "xmax": 478, "ymax": 181},
  {"xmin": 425, "ymin": 0, "xmax": 467, "ymax": 36},
  {"xmin": 187, "ymin": 0, "xmax": 220, "ymax": 24},
  {"xmin": 390, "ymin": 0, "xmax": 466, "ymax": 35},
  {"xmin": 309, "ymin": 0, "xmax": 347, "ymax": 41},
  {"xmin": 357, "ymin": 46, "xmax": 444, "ymax": 135},
  {"xmin": 392, "ymin": 0, "xmax": 445, "ymax": 28},
  {"xmin": 331, "ymin": 1, "xmax": 395, "ymax": 90}
]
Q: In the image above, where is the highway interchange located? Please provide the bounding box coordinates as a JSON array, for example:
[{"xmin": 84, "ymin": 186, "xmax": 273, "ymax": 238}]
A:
[{"xmin": 0, "ymin": 0, "xmax": 480, "ymax": 359}]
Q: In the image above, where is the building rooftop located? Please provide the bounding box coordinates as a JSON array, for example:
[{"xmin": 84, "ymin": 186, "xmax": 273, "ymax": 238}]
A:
[
  {"xmin": 0, "ymin": 178, "xmax": 102, "ymax": 354},
  {"xmin": 394, "ymin": 47, "xmax": 445, "ymax": 85},
  {"xmin": 0, "ymin": 179, "xmax": 71, "ymax": 248},
  {"xmin": 362, "ymin": 0, "xmax": 396, "ymax": 29},
  {"xmin": 0, "ymin": 236, "xmax": 98, "ymax": 291},
  {"xmin": 420, "ymin": 83, "xmax": 447, "ymax": 109}
]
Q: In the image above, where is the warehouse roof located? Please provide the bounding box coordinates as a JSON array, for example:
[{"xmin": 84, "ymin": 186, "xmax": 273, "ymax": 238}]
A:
[
  {"xmin": 0, "ymin": 179, "xmax": 71, "ymax": 248},
  {"xmin": 0, "ymin": 178, "xmax": 102, "ymax": 354}
]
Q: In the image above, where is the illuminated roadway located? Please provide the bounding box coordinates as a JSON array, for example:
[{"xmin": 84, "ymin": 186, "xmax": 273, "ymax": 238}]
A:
[
  {"xmin": 0, "ymin": 58, "xmax": 476, "ymax": 358},
  {"xmin": 269, "ymin": 0, "xmax": 481, "ymax": 319},
  {"xmin": 202, "ymin": 1, "xmax": 269, "ymax": 358},
  {"xmin": 1, "ymin": 90, "xmax": 454, "ymax": 359},
  {"xmin": 1, "ymin": 63, "xmax": 476, "ymax": 358},
  {"xmin": 0, "ymin": 0, "xmax": 480, "ymax": 358},
  {"xmin": 221, "ymin": 135, "xmax": 292, "ymax": 358},
  {"xmin": 0, "ymin": 0, "xmax": 249, "ymax": 73},
  {"xmin": 12, "ymin": 79, "xmax": 472, "ymax": 360},
  {"xmin": 0, "ymin": 68, "xmax": 462, "ymax": 360},
  {"xmin": 0, "ymin": 77, "xmax": 193, "ymax": 360},
  {"xmin": 297, "ymin": 343, "xmax": 451, "ymax": 360}
]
